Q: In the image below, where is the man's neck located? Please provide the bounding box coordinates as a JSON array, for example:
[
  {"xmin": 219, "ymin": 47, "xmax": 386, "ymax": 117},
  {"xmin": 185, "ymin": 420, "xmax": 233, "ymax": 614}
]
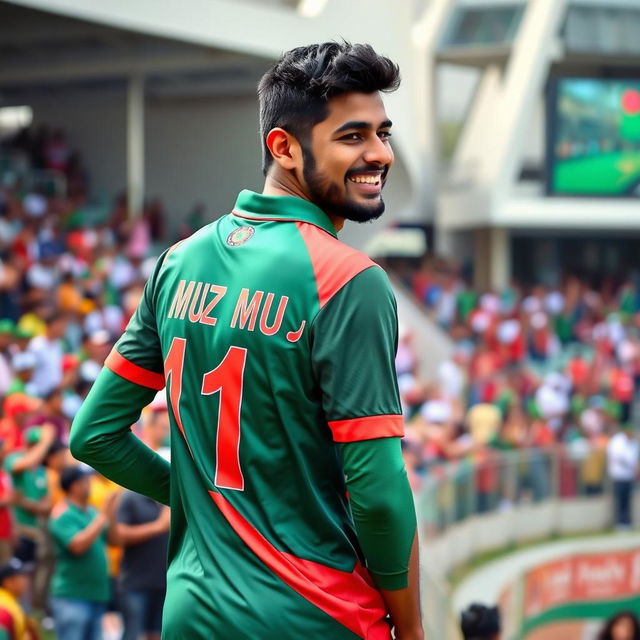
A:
[
  {"xmin": 262, "ymin": 175, "xmax": 344, "ymax": 232},
  {"xmin": 67, "ymin": 496, "xmax": 88, "ymax": 510}
]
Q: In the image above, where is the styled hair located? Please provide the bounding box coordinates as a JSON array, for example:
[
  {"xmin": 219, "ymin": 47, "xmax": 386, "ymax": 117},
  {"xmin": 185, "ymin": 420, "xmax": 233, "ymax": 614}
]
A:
[{"xmin": 258, "ymin": 41, "xmax": 400, "ymax": 175}]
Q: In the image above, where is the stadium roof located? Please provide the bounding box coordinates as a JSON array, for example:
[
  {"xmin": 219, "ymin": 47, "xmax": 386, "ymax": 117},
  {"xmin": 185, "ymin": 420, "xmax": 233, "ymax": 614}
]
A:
[
  {"xmin": 0, "ymin": 1, "xmax": 271, "ymax": 104},
  {"xmin": 437, "ymin": 0, "xmax": 640, "ymax": 66}
]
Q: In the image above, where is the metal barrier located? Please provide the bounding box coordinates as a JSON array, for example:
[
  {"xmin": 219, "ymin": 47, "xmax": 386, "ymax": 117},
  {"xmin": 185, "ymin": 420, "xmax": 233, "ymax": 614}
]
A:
[{"xmin": 415, "ymin": 444, "xmax": 615, "ymax": 639}]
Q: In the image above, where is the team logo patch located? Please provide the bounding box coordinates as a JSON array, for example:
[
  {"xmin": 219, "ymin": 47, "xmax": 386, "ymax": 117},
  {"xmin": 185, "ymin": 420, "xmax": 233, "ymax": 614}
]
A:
[{"xmin": 227, "ymin": 226, "xmax": 255, "ymax": 247}]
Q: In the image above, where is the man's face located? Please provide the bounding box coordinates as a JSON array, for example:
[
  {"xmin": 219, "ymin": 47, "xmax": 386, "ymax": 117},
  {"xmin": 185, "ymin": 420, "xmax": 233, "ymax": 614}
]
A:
[
  {"xmin": 300, "ymin": 92, "xmax": 394, "ymax": 223},
  {"xmin": 3, "ymin": 574, "xmax": 28, "ymax": 599},
  {"xmin": 70, "ymin": 476, "xmax": 91, "ymax": 503}
]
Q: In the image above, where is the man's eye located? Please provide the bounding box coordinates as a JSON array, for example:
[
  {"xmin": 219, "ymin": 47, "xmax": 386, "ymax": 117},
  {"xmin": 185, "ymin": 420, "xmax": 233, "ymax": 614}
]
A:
[
  {"xmin": 339, "ymin": 133, "xmax": 362, "ymax": 141},
  {"xmin": 379, "ymin": 131, "xmax": 392, "ymax": 140}
]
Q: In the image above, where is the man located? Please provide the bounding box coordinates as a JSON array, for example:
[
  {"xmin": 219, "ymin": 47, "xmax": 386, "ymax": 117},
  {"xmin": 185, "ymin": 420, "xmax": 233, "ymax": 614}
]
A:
[
  {"xmin": 0, "ymin": 558, "xmax": 39, "ymax": 640},
  {"xmin": 606, "ymin": 423, "xmax": 639, "ymax": 530},
  {"xmin": 27, "ymin": 310, "xmax": 66, "ymax": 398},
  {"xmin": 24, "ymin": 389, "xmax": 69, "ymax": 445},
  {"xmin": 117, "ymin": 395, "xmax": 170, "ymax": 640},
  {"xmin": 117, "ymin": 493, "xmax": 169, "ymax": 640},
  {"xmin": 48, "ymin": 465, "xmax": 119, "ymax": 640},
  {"xmin": 72, "ymin": 42, "xmax": 421, "ymax": 639},
  {"xmin": 33, "ymin": 440, "xmax": 69, "ymax": 618},
  {"xmin": 5, "ymin": 426, "xmax": 55, "ymax": 566}
]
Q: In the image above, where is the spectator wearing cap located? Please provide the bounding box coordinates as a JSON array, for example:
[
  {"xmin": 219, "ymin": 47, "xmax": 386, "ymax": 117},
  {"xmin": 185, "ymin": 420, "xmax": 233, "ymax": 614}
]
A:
[
  {"xmin": 26, "ymin": 311, "xmax": 67, "ymax": 398},
  {"xmin": 0, "ymin": 558, "xmax": 38, "ymax": 640},
  {"xmin": 4, "ymin": 425, "xmax": 55, "ymax": 569},
  {"xmin": 49, "ymin": 465, "xmax": 119, "ymax": 640},
  {"xmin": 460, "ymin": 603, "xmax": 501, "ymax": 640}
]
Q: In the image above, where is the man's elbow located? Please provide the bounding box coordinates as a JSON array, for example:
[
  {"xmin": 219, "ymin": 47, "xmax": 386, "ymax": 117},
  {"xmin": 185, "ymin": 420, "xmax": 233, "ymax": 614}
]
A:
[
  {"xmin": 68, "ymin": 425, "xmax": 88, "ymax": 463},
  {"xmin": 355, "ymin": 494, "xmax": 401, "ymax": 527}
]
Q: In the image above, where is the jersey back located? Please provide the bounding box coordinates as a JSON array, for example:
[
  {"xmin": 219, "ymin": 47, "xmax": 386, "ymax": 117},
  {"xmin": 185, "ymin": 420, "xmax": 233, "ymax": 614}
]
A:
[{"xmin": 106, "ymin": 191, "xmax": 403, "ymax": 640}]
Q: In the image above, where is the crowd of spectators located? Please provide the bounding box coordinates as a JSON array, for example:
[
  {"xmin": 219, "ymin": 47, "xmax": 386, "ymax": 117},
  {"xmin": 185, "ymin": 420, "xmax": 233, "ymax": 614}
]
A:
[
  {"xmin": 0, "ymin": 127, "xmax": 176, "ymax": 639},
  {"xmin": 389, "ymin": 257, "xmax": 640, "ymax": 527}
]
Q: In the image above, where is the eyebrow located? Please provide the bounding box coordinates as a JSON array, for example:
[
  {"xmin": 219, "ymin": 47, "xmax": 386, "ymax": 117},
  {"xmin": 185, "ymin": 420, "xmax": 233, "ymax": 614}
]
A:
[{"xmin": 333, "ymin": 119, "xmax": 393, "ymax": 134}]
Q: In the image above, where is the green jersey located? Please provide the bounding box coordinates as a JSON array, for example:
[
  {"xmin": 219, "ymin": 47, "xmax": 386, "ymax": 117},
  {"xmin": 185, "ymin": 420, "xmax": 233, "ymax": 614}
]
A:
[
  {"xmin": 72, "ymin": 191, "xmax": 415, "ymax": 640},
  {"xmin": 4, "ymin": 454, "xmax": 47, "ymax": 531},
  {"xmin": 49, "ymin": 500, "xmax": 110, "ymax": 602}
]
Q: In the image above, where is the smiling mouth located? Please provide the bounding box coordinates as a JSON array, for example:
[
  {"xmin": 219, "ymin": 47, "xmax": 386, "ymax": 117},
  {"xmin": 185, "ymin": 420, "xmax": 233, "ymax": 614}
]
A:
[{"xmin": 348, "ymin": 175, "xmax": 382, "ymax": 186}]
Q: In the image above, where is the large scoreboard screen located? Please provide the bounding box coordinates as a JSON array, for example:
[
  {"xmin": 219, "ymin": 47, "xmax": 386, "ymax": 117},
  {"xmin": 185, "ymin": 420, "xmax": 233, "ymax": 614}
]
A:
[{"xmin": 547, "ymin": 78, "xmax": 640, "ymax": 197}]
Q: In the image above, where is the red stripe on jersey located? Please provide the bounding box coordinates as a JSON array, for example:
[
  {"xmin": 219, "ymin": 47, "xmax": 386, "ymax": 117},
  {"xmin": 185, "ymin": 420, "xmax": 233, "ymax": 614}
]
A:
[
  {"xmin": 209, "ymin": 491, "xmax": 391, "ymax": 640},
  {"xmin": 294, "ymin": 221, "xmax": 376, "ymax": 308},
  {"xmin": 328, "ymin": 415, "xmax": 405, "ymax": 443},
  {"xmin": 105, "ymin": 349, "xmax": 165, "ymax": 390}
]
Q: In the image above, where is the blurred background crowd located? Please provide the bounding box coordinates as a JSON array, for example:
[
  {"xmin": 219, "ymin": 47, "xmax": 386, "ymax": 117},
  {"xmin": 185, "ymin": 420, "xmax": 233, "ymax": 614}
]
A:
[
  {"xmin": 0, "ymin": 127, "xmax": 172, "ymax": 639},
  {"xmin": 389, "ymin": 254, "xmax": 640, "ymax": 513}
]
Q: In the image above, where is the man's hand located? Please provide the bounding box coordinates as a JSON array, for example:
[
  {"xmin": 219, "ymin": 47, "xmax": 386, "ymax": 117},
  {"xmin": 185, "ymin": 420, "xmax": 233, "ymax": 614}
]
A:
[
  {"xmin": 155, "ymin": 506, "xmax": 171, "ymax": 533},
  {"xmin": 101, "ymin": 491, "xmax": 120, "ymax": 520},
  {"xmin": 380, "ymin": 534, "xmax": 423, "ymax": 640},
  {"xmin": 40, "ymin": 423, "xmax": 57, "ymax": 445}
]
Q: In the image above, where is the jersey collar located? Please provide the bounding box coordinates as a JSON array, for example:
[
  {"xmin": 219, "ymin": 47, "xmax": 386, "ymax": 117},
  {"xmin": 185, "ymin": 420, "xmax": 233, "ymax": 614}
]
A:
[{"xmin": 232, "ymin": 190, "xmax": 338, "ymax": 238}]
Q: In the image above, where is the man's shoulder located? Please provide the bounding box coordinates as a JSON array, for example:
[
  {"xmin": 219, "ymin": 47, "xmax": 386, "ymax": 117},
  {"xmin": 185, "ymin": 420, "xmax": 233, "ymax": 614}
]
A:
[
  {"xmin": 295, "ymin": 222, "xmax": 379, "ymax": 309},
  {"xmin": 50, "ymin": 500, "xmax": 71, "ymax": 521}
]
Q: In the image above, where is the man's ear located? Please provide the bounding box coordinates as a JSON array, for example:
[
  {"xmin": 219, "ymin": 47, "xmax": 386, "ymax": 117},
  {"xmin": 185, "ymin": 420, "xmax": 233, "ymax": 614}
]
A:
[{"xmin": 266, "ymin": 128, "xmax": 300, "ymax": 171}]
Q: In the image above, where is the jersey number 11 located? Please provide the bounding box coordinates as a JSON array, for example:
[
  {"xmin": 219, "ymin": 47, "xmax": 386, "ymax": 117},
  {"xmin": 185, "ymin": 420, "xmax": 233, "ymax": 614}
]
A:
[{"xmin": 165, "ymin": 337, "xmax": 247, "ymax": 491}]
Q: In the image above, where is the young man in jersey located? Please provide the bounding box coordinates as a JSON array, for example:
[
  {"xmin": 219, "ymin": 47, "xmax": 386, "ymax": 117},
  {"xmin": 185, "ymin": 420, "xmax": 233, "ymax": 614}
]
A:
[{"xmin": 71, "ymin": 42, "xmax": 422, "ymax": 640}]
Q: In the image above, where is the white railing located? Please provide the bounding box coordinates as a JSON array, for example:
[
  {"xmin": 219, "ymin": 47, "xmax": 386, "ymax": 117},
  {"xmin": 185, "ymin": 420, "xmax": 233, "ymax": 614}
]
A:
[{"xmin": 415, "ymin": 445, "xmax": 629, "ymax": 639}]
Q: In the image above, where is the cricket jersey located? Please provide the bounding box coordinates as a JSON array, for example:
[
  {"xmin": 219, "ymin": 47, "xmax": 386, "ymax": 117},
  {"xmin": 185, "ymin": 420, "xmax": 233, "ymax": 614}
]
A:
[{"xmin": 71, "ymin": 190, "xmax": 416, "ymax": 639}]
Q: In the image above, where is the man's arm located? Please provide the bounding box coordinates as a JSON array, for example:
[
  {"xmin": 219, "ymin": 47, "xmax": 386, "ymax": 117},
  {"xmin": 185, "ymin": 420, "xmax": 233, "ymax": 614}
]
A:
[
  {"xmin": 70, "ymin": 371, "xmax": 170, "ymax": 505},
  {"xmin": 6, "ymin": 425, "xmax": 55, "ymax": 474},
  {"xmin": 311, "ymin": 266, "xmax": 423, "ymax": 639},
  {"xmin": 117, "ymin": 497, "xmax": 170, "ymax": 546},
  {"xmin": 340, "ymin": 437, "xmax": 421, "ymax": 640},
  {"xmin": 53, "ymin": 493, "xmax": 118, "ymax": 555},
  {"xmin": 66, "ymin": 511, "xmax": 108, "ymax": 555},
  {"xmin": 13, "ymin": 492, "xmax": 51, "ymax": 517},
  {"xmin": 70, "ymin": 252, "xmax": 171, "ymax": 505}
]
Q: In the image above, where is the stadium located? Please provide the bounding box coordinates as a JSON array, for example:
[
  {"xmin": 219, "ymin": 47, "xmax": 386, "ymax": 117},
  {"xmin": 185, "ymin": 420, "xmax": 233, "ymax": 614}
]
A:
[{"xmin": 0, "ymin": 0, "xmax": 639, "ymax": 639}]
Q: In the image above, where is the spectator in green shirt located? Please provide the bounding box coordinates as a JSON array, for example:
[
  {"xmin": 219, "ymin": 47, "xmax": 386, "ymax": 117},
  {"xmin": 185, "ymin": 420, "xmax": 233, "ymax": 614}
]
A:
[
  {"xmin": 5, "ymin": 425, "xmax": 55, "ymax": 566},
  {"xmin": 49, "ymin": 465, "xmax": 119, "ymax": 640}
]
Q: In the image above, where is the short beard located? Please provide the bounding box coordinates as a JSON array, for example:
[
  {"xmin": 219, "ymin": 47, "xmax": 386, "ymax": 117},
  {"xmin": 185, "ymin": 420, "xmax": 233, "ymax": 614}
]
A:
[{"xmin": 301, "ymin": 145, "xmax": 386, "ymax": 224}]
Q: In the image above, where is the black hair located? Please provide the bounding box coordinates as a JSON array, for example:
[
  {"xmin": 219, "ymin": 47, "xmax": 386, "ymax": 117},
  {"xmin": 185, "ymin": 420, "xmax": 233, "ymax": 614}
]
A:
[
  {"xmin": 597, "ymin": 611, "xmax": 640, "ymax": 640},
  {"xmin": 258, "ymin": 41, "xmax": 400, "ymax": 175},
  {"xmin": 461, "ymin": 603, "xmax": 501, "ymax": 640}
]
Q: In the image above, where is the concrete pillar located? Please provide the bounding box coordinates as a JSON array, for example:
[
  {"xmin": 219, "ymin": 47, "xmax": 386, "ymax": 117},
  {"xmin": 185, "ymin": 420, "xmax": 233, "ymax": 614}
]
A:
[
  {"xmin": 127, "ymin": 75, "xmax": 145, "ymax": 218},
  {"xmin": 474, "ymin": 227, "xmax": 510, "ymax": 290}
]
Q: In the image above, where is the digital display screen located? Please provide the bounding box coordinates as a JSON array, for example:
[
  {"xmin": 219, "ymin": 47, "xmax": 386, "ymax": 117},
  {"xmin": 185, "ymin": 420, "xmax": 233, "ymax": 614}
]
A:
[{"xmin": 548, "ymin": 78, "xmax": 640, "ymax": 196}]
